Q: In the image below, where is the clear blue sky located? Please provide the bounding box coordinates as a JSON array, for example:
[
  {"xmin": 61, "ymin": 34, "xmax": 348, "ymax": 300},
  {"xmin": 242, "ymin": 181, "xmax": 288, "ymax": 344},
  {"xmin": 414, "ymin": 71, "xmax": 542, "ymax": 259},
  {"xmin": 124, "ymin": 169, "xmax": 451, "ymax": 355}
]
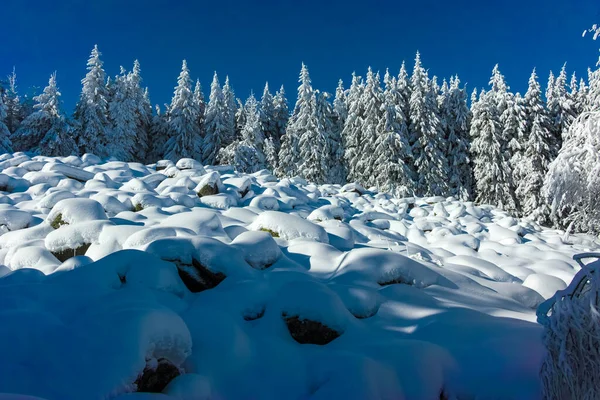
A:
[{"xmin": 2, "ymin": 0, "xmax": 599, "ymax": 111}]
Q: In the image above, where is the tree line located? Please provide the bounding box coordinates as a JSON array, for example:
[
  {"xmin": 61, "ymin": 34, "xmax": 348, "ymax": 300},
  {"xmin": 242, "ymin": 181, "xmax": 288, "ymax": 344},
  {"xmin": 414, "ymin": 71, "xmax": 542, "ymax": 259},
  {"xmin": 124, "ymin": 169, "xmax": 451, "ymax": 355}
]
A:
[{"xmin": 0, "ymin": 45, "xmax": 597, "ymax": 229}]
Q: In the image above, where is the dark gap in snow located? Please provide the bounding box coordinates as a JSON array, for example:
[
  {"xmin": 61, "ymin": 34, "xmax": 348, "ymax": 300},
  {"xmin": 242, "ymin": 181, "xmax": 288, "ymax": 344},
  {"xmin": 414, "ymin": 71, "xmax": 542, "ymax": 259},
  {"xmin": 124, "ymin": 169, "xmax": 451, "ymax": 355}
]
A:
[
  {"xmin": 243, "ymin": 306, "xmax": 266, "ymax": 321},
  {"xmin": 175, "ymin": 259, "xmax": 226, "ymax": 293},
  {"xmin": 134, "ymin": 358, "xmax": 180, "ymax": 393},
  {"xmin": 197, "ymin": 183, "xmax": 218, "ymax": 198},
  {"xmin": 133, "ymin": 203, "xmax": 144, "ymax": 212},
  {"xmin": 378, "ymin": 276, "xmax": 414, "ymax": 287},
  {"xmin": 52, "ymin": 243, "xmax": 91, "ymax": 262},
  {"xmin": 283, "ymin": 314, "xmax": 341, "ymax": 345}
]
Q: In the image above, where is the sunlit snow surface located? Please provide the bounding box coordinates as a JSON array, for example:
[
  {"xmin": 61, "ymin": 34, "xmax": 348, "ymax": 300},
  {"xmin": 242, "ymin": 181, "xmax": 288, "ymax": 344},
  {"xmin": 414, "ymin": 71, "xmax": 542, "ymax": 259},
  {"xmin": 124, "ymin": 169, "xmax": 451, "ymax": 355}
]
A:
[{"xmin": 0, "ymin": 153, "xmax": 598, "ymax": 400}]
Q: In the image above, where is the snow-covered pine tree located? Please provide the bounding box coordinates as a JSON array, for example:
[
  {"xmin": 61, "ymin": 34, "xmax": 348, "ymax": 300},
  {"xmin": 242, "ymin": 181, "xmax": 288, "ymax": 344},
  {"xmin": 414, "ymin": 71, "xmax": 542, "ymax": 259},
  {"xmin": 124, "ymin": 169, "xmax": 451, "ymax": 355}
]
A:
[
  {"xmin": 315, "ymin": 90, "xmax": 345, "ymax": 184},
  {"xmin": 277, "ymin": 63, "xmax": 317, "ymax": 178},
  {"xmin": 350, "ymin": 68, "xmax": 383, "ymax": 187},
  {"xmin": 409, "ymin": 52, "xmax": 449, "ymax": 196},
  {"xmin": 587, "ymin": 64, "xmax": 600, "ymax": 112},
  {"xmin": 503, "ymin": 92, "xmax": 528, "ymax": 214},
  {"xmin": 272, "ymin": 85, "xmax": 289, "ymax": 151},
  {"xmin": 396, "ymin": 61, "xmax": 411, "ymax": 129},
  {"xmin": 553, "ymin": 65, "xmax": 579, "ymax": 146},
  {"xmin": 219, "ymin": 93, "xmax": 266, "ymax": 173},
  {"xmin": 234, "ymin": 98, "xmax": 246, "ymax": 140},
  {"xmin": 129, "ymin": 60, "xmax": 152, "ymax": 162},
  {"xmin": 222, "ymin": 76, "xmax": 237, "ymax": 146},
  {"xmin": 470, "ymin": 89, "xmax": 517, "ymax": 211},
  {"xmin": 107, "ymin": 67, "xmax": 137, "ymax": 161},
  {"xmin": 546, "ymin": 70, "xmax": 562, "ymax": 156},
  {"xmin": 204, "ymin": 72, "xmax": 228, "ymax": 165},
  {"xmin": 517, "ymin": 69, "xmax": 554, "ymax": 221},
  {"xmin": 0, "ymin": 87, "xmax": 13, "ymax": 154},
  {"xmin": 4, "ymin": 68, "xmax": 22, "ymax": 135},
  {"xmin": 147, "ymin": 104, "xmax": 170, "ymax": 162},
  {"xmin": 14, "ymin": 73, "xmax": 75, "ymax": 156},
  {"xmin": 342, "ymin": 72, "xmax": 365, "ymax": 183},
  {"xmin": 260, "ymin": 82, "xmax": 278, "ymax": 146},
  {"xmin": 164, "ymin": 60, "xmax": 202, "ymax": 162},
  {"xmin": 373, "ymin": 70, "xmax": 414, "ymax": 195},
  {"xmin": 73, "ymin": 45, "xmax": 110, "ymax": 157},
  {"xmin": 443, "ymin": 76, "xmax": 473, "ymax": 200},
  {"xmin": 333, "ymin": 79, "xmax": 348, "ymax": 129}
]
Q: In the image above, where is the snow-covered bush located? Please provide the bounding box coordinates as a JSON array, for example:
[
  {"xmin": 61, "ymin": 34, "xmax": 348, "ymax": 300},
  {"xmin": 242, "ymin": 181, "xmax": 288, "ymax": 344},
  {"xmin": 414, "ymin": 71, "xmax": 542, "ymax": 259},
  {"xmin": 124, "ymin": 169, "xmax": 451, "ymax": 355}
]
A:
[
  {"xmin": 538, "ymin": 254, "xmax": 600, "ymax": 400},
  {"xmin": 543, "ymin": 111, "xmax": 600, "ymax": 234}
]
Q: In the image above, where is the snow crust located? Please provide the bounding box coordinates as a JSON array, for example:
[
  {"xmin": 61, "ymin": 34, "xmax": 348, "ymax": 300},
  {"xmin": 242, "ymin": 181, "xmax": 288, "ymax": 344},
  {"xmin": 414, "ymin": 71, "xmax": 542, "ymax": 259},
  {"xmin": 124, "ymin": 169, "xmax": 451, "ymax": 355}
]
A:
[{"xmin": 0, "ymin": 154, "xmax": 598, "ymax": 399}]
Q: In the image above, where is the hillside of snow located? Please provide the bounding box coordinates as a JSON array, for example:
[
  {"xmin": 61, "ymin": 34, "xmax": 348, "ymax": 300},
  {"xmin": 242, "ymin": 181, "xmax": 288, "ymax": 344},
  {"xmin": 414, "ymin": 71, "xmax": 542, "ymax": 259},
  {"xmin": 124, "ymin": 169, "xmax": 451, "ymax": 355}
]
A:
[{"xmin": 0, "ymin": 152, "xmax": 598, "ymax": 400}]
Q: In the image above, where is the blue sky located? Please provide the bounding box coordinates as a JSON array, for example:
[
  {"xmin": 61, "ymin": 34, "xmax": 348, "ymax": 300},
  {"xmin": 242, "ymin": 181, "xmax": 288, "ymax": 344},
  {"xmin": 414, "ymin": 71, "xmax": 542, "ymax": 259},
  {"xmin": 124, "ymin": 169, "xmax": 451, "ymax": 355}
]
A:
[{"xmin": 2, "ymin": 0, "xmax": 599, "ymax": 111}]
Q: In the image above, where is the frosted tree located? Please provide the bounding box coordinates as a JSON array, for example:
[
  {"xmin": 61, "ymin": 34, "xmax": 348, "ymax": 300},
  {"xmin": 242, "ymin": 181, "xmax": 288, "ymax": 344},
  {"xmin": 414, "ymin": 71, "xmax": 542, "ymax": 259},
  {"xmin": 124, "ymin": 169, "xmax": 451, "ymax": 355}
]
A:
[
  {"xmin": 164, "ymin": 60, "xmax": 202, "ymax": 161},
  {"xmin": 147, "ymin": 104, "xmax": 170, "ymax": 162},
  {"xmin": 260, "ymin": 82, "xmax": 278, "ymax": 145},
  {"xmin": 546, "ymin": 70, "xmax": 562, "ymax": 156},
  {"xmin": 219, "ymin": 93, "xmax": 266, "ymax": 173},
  {"xmin": 333, "ymin": 79, "xmax": 348, "ymax": 128},
  {"xmin": 373, "ymin": 70, "xmax": 415, "ymax": 195},
  {"xmin": 264, "ymin": 136, "xmax": 278, "ymax": 171},
  {"xmin": 204, "ymin": 72, "xmax": 228, "ymax": 165},
  {"xmin": 443, "ymin": 76, "xmax": 473, "ymax": 200},
  {"xmin": 234, "ymin": 98, "xmax": 246, "ymax": 139},
  {"xmin": 4, "ymin": 68, "xmax": 22, "ymax": 134},
  {"xmin": 194, "ymin": 79, "xmax": 206, "ymax": 137},
  {"xmin": 107, "ymin": 67, "xmax": 137, "ymax": 161},
  {"xmin": 587, "ymin": 64, "xmax": 600, "ymax": 112},
  {"xmin": 222, "ymin": 76, "xmax": 237, "ymax": 146},
  {"xmin": 129, "ymin": 60, "xmax": 152, "ymax": 162},
  {"xmin": 315, "ymin": 90, "xmax": 345, "ymax": 184},
  {"xmin": 503, "ymin": 92, "xmax": 528, "ymax": 214},
  {"xmin": 73, "ymin": 45, "xmax": 110, "ymax": 156},
  {"xmin": 409, "ymin": 52, "xmax": 449, "ymax": 196},
  {"xmin": 14, "ymin": 73, "xmax": 75, "ymax": 156},
  {"xmin": 277, "ymin": 63, "xmax": 317, "ymax": 178},
  {"xmin": 517, "ymin": 69, "xmax": 554, "ymax": 221},
  {"xmin": 396, "ymin": 61, "xmax": 411, "ymax": 129},
  {"xmin": 348, "ymin": 68, "xmax": 382, "ymax": 186},
  {"xmin": 470, "ymin": 90, "xmax": 517, "ymax": 211},
  {"xmin": 342, "ymin": 72, "xmax": 365, "ymax": 182},
  {"xmin": 273, "ymin": 85, "xmax": 289, "ymax": 148},
  {"xmin": 0, "ymin": 87, "xmax": 14, "ymax": 154}
]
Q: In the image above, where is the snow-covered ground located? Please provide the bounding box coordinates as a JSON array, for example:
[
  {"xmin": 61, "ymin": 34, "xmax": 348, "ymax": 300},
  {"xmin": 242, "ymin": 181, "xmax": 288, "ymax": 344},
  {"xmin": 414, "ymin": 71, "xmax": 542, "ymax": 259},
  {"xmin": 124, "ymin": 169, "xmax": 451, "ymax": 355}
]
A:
[{"xmin": 0, "ymin": 152, "xmax": 598, "ymax": 400}]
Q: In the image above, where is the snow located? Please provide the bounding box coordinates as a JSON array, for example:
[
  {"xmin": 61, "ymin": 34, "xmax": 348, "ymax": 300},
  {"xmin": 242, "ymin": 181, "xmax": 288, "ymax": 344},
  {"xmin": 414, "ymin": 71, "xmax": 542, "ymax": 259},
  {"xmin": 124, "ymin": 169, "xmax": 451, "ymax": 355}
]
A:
[{"xmin": 0, "ymin": 154, "xmax": 598, "ymax": 399}]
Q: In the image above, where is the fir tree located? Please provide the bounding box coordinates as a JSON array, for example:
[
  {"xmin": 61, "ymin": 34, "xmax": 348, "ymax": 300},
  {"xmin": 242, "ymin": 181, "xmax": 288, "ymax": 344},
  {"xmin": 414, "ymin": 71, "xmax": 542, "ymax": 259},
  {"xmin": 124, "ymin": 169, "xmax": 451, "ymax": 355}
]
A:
[
  {"xmin": 204, "ymin": 72, "xmax": 227, "ymax": 165},
  {"xmin": 219, "ymin": 93, "xmax": 266, "ymax": 173},
  {"xmin": 470, "ymin": 89, "xmax": 517, "ymax": 211},
  {"xmin": 259, "ymin": 82, "xmax": 278, "ymax": 145},
  {"xmin": 147, "ymin": 104, "xmax": 170, "ymax": 162},
  {"xmin": 4, "ymin": 68, "xmax": 22, "ymax": 134},
  {"xmin": 164, "ymin": 60, "xmax": 202, "ymax": 161},
  {"xmin": 278, "ymin": 63, "xmax": 317, "ymax": 178},
  {"xmin": 396, "ymin": 61, "xmax": 411, "ymax": 129},
  {"xmin": 222, "ymin": 76, "xmax": 237, "ymax": 146},
  {"xmin": 315, "ymin": 90, "xmax": 345, "ymax": 184},
  {"xmin": 107, "ymin": 67, "xmax": 137, "ymax": 161},
  {"xmin": 14, "ymin": 73, "xmax": 75, "ymax": 156},
  {"xmin": 0, "ymin": 87, "xmax": 13, "ymax": 154},
  {"xmin": 373, "ymin": 70, "xmax": 414, "ymax": 195},
  {"xmin": 342, "ymin": 72, "xmax": 365, "ymax": 183},
  {"xmin": 272, "ymin": 85, "xmax": 289, "ymax": 150},
  {"xmin": 409, "ymin": 52, "xmax": 449, "ymax": 196},
  {"xmin": 73, "ymin": 45, "xmax": 110, "ymax": 156},
  {"xmin": 129, "ymin": 60, "xmax": 152, "ymax": 162},
  {"xmin": 504, "ymin": 92, "xmax": 529, "ymax": 213},
  {"xmin": 517, "ymin": 69, "xmax": 554, "ymax": 221}
]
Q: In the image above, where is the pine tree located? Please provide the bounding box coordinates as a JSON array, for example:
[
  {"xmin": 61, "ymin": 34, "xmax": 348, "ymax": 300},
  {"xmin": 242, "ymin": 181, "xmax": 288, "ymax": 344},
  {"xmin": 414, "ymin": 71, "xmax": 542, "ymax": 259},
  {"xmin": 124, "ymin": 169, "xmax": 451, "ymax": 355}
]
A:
[
  {"xmin": 222, "ymin": 76, "xmax": 237, "ymax": 146},
  {"xmin": 553, "ymin": 65, "xmax": 578, "ymax": 147},
  {"xmin": 204, "ymin": 72, "xmax": 227, "ymax": 165},
  {"xmin": 234, "ymin": 98, "xmax": 246, "ymax": 139},
  {"xmin": 333, "ymin": 79, "xmax": 347, "ymax": 127},
  {"xmin": 409, "ymin": 52, "xmax": 449, "ymax": 196},
  {"xmin": 342, "ymin": 72, "xmax": 365, "ymax": 182},
  {"xmin": 219, "ymin": 93, "xmax": 266, "ymax": 173},
  {"xmin": 4, "ymin": 68, "xmax": 22, "ymax": 135},
  {"xmin": 107, "ymin": 67, "xmax": 137, "ymax": 161},
  {"xmin": 272, "ymin": 85, "xmax": 289, "ymax": 151},
  {"xmin": 443, "ymin": 76, "xmax": 473, "ymax": 200},
  {"xmin": 73, "ymin": 45, "xmax": 110, "ymax": 156},
  {"xmin": 14, "ymin": 73, "xmax": 75, "ymax": 156},
  {"xmin": 0, "ymin": 88, "xmax": 13, "ymax": 154},
  {"xmin": 147, "ymin": 104, "xmax": 170, "ymax": 162},
  {"xmin": 504, "ymin": 92, "xmax": 528, "ymax": 214},
  {"xmin": 129, "ymin": 60, "xmax": 152, "ymax": 162},
  {"xmin": 396, "ymin": 61, "xmax": 411, "ymax": 129},
  {"xmin": 315, "ymin": 90, "xmax": 345, "ymax": 184},
  {"xmin": 470, "ymin": 89, "xmax": 517, "ymax": 211},
  {"xmin": 546, "ymin": 70, "xmax": 562, "ymax": 156},
  {"xmin": 373, "ymin": 70, "xmax": 414, "ymax": 195},
  {"xmin": 277, "ymin": 63, "xmax": 317, "ymax": 178},
  {"xmin": 354, "ymin": 68, "xmax": 383, "ymax": 187},
  {"xmin": 260, "ymin": 82, "xmax": 278, "ymax": 145},
  {"xmin": 164, "ymin": 60, "xmax": 202, "ymax": 162},
  {"xmin": 517, "ymin": 69, "xmax": 554, "ymax": 221}
]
